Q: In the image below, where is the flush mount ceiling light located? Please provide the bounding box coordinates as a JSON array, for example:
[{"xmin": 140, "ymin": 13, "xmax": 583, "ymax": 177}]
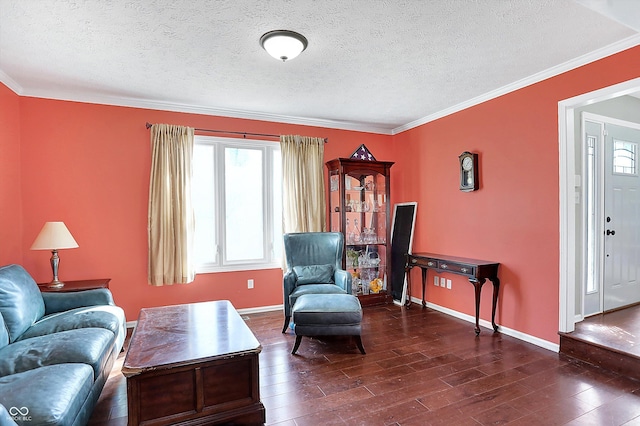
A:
[{"xmin": 260, "ymin": 30, "xmax": 308, "ymax": 62}]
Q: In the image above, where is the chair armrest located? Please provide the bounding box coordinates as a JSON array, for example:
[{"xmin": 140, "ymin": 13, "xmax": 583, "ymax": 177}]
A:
[
  {"xmin": 283, "ymin": 271, "xmax": 297, "ymax": 315},
  {"xmin": 334, "ymin": 269, "xmax": 352, "ymax": 294},
  {"xmin": 42, "ymin": 288, "xmax": 115, "ymax": 315}
]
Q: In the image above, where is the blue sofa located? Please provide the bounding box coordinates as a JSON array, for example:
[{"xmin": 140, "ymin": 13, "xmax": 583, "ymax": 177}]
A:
[{"xmin": 0, "ymin": 264, "xmax": 126, "ymax": 426}]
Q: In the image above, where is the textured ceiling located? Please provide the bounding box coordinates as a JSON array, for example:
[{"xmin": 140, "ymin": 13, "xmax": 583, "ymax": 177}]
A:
[{"xmin": 0, "ymin": 0, "xmax": 638, "ymax": 133}]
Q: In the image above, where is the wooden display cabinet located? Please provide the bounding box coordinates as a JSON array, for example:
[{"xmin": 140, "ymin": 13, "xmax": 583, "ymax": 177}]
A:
[{"xmin": 326, "ymin": 158, "xmax": 394, "ymax": 306}]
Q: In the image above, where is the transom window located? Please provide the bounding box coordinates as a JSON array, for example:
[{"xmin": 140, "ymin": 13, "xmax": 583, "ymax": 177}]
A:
[{"xmin": 192, "ymin": 136, "xmax": 282, "ymax": 272}]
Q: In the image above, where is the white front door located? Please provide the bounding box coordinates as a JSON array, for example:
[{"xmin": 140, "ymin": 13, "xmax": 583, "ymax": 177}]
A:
[{"xmin": 603, "ymin": 123, "xmax": 640, "ymax": 311}]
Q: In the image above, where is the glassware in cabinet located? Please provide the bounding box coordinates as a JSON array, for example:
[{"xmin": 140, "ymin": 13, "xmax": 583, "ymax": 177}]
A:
[{"xmin": 326, "ymin": 157, "xmax": 393, "ymax": 305}]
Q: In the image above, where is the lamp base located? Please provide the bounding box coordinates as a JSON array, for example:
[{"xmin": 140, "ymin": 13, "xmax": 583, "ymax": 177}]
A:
[
  {"xmin": 47, "ymin": 250, "xmax": 65, "ymax": 288},
  {"xmin": 47, "ymin": 280, "xmax": 65, "ymax": 289}
]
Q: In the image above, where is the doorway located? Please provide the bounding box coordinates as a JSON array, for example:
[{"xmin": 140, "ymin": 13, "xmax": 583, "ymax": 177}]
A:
[
  {"xmin": 582, "ymin": 114, "xmax": 640, "ymax": 317},
  {"xmin": 559, "ymin": 76, "xmax": 640, "ymax": 335}
]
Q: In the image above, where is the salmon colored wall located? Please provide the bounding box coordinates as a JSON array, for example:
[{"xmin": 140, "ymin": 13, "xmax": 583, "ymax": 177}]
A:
[
  {"xmin": 394, "ymin": 45, "xmax": 640, "ymax": 344},
  {"xmin": 16, "ymin": 96, "xmax": 394, "ymax": 321},
  {"xmin": 4, "ymin": 44, "xmax": 639, "ymax": 343},
  {"xmin": 0, "ymin": 84, "xmax": 23, "ymax": 265}
]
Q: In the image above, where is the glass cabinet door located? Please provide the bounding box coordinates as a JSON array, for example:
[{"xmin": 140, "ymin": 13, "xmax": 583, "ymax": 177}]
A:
[{"xmin": 327, "ymin": 158, "xmax": 394, "ymax": 305}]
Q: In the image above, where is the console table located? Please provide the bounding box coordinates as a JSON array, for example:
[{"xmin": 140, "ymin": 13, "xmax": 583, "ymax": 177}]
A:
[{"xmin": 405, "ymin": 253, "xmax": 500, "ymax": 335}]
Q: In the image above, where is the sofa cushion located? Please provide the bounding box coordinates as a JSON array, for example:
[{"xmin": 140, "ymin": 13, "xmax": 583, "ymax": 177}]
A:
[
  {"xmin": 0, "ymin": 328, "xmax": 114, "ymax": 380},
  {"xmin": 42, "ymin": 288, "xmax": 115, "ymax": 316},
  {"xmin": 0, "ymin": 313, "xmax": 9, "ymax": 350},
  {"xmin": 292, "ymin": 293, "xmax": 363, "ymax": 326},
  {"xmin": 289, "ymin": 283, "xmax": 346, "ymax": 310},
  {"xmin": 293, "ymin": 264, "xmax": 334, "ymax": 284},
  {"xmin": 0, "ymin": 265, "xmax": 45, "ymax": 343},
  {"xmin": 0, "ymin": 363, "xmax": 93, "ymax": 426},
  {"xmin": 0, "ymin": 403, "xmax": 18, "ymax": 426},
  {"xmin": 17, "ymin": 305, "xmax": 125, "ymax": 343}
]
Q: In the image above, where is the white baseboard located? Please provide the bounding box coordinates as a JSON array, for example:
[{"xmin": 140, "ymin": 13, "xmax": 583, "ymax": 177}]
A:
[
  {"xmin": 237, "ymin": 304, "xmax": 283, "ymax": 315},
  {"xmin": 409, "ymin": 296, "xmax": 560, "ymax": 353},
  {"xmin": 127, "ymin": 300, "xmax": 560, "ymax": 353}
]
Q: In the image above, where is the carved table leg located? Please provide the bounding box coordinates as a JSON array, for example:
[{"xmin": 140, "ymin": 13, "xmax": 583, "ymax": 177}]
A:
[
  {"xmin": 490, "ymin": 277, "xmax": 500, "ymax": 332},
  {"xmin": 421, "ymin": 267, "xmax": 427, "ymax": 308},
  {"xmin": 404, "ymin": 265, "xmax": 412, "ymax": 309},
  {"xmin": 470, "ymin": 278, "xmax": 486, "ymax": 335}
]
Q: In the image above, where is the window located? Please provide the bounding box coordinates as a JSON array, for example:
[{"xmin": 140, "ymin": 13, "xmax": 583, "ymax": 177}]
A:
[
  {"xmin": 585, "ymin": 135, "xmax": 597, "ymax": 294},
  {"xmin": 613, "ymin": 139, "xmax": 637, "ymax": 175},
  {"xmin": 193, "ymin": 136, "xmax": 282, "ymax": 272}
]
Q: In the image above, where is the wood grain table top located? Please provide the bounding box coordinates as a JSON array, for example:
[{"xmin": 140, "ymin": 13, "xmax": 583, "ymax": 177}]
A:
[{"xmin": 122, "ymin": 300, "xmax": 261, "ymax": 377}]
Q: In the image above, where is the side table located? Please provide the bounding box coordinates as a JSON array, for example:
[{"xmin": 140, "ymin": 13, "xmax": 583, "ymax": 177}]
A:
[
  {"xmin": 406, "ymin": 253, "xmax": 500, "ymax": 335},
  {"xmin": 38, "ymin": 278, "xmax": 111, "ymax": 292}
]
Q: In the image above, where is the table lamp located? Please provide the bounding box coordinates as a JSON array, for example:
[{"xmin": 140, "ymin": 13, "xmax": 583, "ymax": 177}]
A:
[{"xmin": 31, "ymin": 221, "xmax": 79, "ymax": 288}]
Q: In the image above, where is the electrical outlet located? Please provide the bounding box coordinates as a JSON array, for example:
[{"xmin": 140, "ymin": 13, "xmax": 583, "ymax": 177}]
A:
[
  {"xmin": 446, "ymin": 279, "xmax": 452, "ymax": 289},
  {"xmin": 247, "ymin": 279, "xmax": 254, "ymax": 289},
  {"xmin": 434, "ymin": 276, "xmax": 439, "ymax": 286},
  {"xmin": 440, "ymin": 277, "xmax": 446, "ymax": 287}
]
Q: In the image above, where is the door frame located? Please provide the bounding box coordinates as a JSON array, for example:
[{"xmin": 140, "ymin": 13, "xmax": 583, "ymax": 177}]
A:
[
  {"xmin": 559, "ymin": 77, "xmax": 640, "ymax": 333},
  {"xmin": 581, "ymin": 113, "xmax": 640, "ymax": 316}
]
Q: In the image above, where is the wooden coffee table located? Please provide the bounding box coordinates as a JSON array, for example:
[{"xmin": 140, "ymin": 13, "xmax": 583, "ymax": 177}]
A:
[{"xmin": 122, "ymin": 300, "xmax": 265, "ymax": 425}]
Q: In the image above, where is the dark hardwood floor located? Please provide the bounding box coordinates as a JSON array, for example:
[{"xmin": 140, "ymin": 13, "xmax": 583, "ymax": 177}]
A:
[
  {"xmin": 560, "ymin": 304, "xmax": 640, "ymax": 382},
  {"xmin": 89, "ymin": 303, "xmax": 640, "ymax": 425},
  {"xmin": 570, "ymin": 304, "xmax": 640, "ymax": 357}
]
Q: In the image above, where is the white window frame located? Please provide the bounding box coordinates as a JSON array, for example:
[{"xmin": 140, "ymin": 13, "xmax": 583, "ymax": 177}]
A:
[
  {"xmin": 193, "ymin": 135, "xmax": 281, "ymax": 273},
  {"xmin": 612, "ymin": 139, "xmax": 638, "ymax": 176}
]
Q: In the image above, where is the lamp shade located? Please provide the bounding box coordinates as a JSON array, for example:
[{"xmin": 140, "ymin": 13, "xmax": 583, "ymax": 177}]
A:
[
  {"xmin": 31, "ymin": 222, "xmax": 79, "ymax": 250},
  {"xmin": 260, "ymin": 30, "xmax": 308, "ymax": 62}
]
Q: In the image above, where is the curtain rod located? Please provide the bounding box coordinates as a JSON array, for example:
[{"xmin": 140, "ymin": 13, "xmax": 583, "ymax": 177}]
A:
[{"xmin": 145, "ymin": 122, "xmax": 327, "ymax": 143}]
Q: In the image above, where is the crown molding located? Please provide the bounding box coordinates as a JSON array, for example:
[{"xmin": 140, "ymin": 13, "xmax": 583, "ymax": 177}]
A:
[
  {"xmin": 392, "ymin": 34, "xmax": 640, "ymax": 135},
  {"xmin": 3, "ymin": 33, "xmax": 639, "ymax": 137},
  {"xmin": 8, "ymin": 85, "xmax": 393, "ymax": 135},
  {"xmin": 0, "ymin": 69, "xmax": 23, "ymax": 94}
]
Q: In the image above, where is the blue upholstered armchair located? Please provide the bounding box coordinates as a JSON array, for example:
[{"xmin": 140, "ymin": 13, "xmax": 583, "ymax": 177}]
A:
[{"xmin": 282, "ymin": 232, "xmax": 352, "ymax": 333}]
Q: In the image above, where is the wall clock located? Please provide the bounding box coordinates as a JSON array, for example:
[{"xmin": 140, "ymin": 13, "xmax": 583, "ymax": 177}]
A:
[{"xmin": 458, "ymin": 151, "xmax": 479, "ymax": 192}]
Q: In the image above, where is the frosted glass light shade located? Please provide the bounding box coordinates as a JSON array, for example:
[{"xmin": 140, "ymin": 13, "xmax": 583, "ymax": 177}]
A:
[
  {"xmin": 260, "ymin": 30, "xmax": 308, "ymax": 62},
  {"xmin": 31, "ymin": 222, "xmax": 79, "ymax": 250}
]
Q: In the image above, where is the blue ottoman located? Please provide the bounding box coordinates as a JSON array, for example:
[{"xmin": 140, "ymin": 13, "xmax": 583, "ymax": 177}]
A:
[{"xmin": 291, "ymin": 293, "xmax": 365, "ymax": 354}]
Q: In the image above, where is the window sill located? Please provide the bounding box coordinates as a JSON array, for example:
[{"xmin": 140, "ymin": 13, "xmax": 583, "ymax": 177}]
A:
[{"xmin": 196, "ymin": 262, "xmax": 282, "ymax": 274}]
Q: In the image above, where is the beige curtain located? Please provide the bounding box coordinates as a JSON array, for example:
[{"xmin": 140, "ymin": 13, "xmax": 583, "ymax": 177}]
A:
[
  {"xmin": 281, "ymin": 135, "xmax": 326, "ymax": 234},
  {"xmin": 147, "ymin": 123, "xmax": 196, "ymax": 286}
]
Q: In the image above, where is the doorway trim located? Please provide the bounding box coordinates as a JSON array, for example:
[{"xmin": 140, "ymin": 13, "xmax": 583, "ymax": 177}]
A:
[{"xmin": 558, "ymin": 77, "xmax": 640, "ymax": 333}]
